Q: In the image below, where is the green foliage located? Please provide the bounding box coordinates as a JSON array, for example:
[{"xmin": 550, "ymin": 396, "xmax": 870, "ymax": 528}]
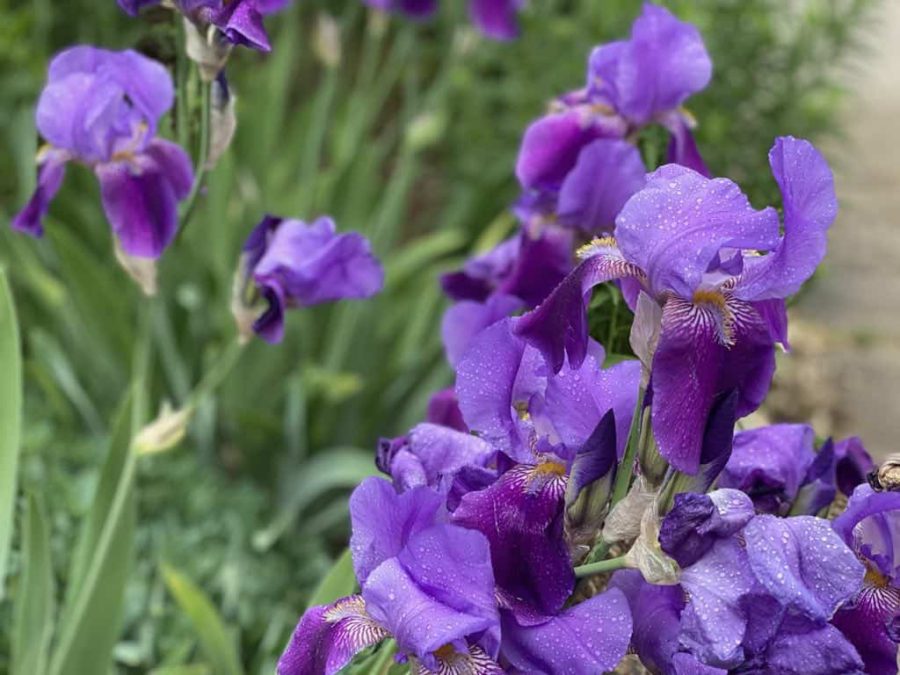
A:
[{"xmin": 0, "ymin": 0, "xmax": 876, "ymax": 672}]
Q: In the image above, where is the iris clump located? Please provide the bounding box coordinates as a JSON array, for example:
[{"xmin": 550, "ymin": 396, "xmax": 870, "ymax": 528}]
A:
[{"xmin": 277, "ymin": 4, "xmax": 899, "ymax": 675}]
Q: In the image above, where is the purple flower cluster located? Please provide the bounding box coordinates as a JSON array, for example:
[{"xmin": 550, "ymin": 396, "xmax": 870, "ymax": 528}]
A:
[
  {"xmin": 364, "ymin": 0, "xmax": 524, "ymax": 41},
  {"xmin": 276, "ymin": 4, "xmax": 900, "ymax": 674}
]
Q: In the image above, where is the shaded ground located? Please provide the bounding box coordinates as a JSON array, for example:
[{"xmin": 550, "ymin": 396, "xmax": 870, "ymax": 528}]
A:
[{"xmin": 772, "ymin": 2, "xmax": 900, "ymax": 459}]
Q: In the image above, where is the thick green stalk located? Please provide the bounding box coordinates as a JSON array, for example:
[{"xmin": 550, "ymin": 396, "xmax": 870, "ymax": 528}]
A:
[
  {"xmin": 176, "ymin": 79, "xmax": 212, "ymax": 241},
  {"xmin": 609, "ymin": 387, "xmax": 646, "ymax": 507},
  {"xmin": 574, "ymin": 556, "xmax": 630, "ymax": 579}
]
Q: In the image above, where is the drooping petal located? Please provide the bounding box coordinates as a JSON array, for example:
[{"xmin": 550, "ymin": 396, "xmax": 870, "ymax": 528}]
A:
[
  {"xmin": 95, "ymin": 140, "xmax": 193, "ymax": 258},
  {"xmin": 252, "ymin": 217, "xmax": 384, "ymax": 307},
  {"xmin": 755, "ymin": 614, "xmax": 865, "ymax": 675},
  {"xmin": 791, "ymin": 438, "xmax": 838, "ymax": 516},
  {"xmin": 363, "ymin": 525, "xmax": 500, "ymax": 663},
  {"xmin": 514, "ymin": 239, "xmax": 644, "ymax": 372},
  {"xmin": 679, "ymin": 537, "xmax": 755, "ymax": 667},
  {"xmin": 496, "ymin": 226, "xmax": 574, "ymax": 308},
  {"xmin": 440, "ymin": 236, "xmax": 520, "ymax": 303},
  {"xmin": 650, "ymin": 296, "xmax": 775, "ymax": 474},
  {"xmin": 615, "ymin": 164, "xmax": 780, "ymax": 299},
  {"xmin": 833, "ymin": 484, "xmax": 900, "ymax": 582},
  {"xmin": 442, "ymin": 294, "xmax": 523, "ymax": 368},
  {"xmin": 452, "ymin": 464, "xmax": 572, "ymax": 622},
  {"xmin": 735, "ymin": 137, "xmax": 838, "ymax": 301},
  {"xmin": 11, "ymin": 148, "xmax": 69, "ymax": 237},
  {"xmin": 499, "ymin": 588, "xmax": 632, "ymax": 674},
  {"xmin": 348, "ymin": 477, "xmax": 443, "ymax": 586},
  {"xmin": 609, "ymin": 569, "xmax": 684, "ymax": 673},
  {"xmin": 212, "ymin": 0, "xmax": 272, "ymax": 51},
  {"xmin": 744, "ymin": 515, "xmax": 864, "ymax": 622},
  {"xmin": 556, "ymin": 138, "xmax": 646, "ymax": 235},
  {"xmin": 718, "ymin": 424, "xmax": 816, "ymax": 515},
  {"xmin": 661, "ymin": 109, "xmax": 709, "ymax": 176},
  {"xmin": 832, "ymin": 583, "xmax": 900, "ymax": 675},
  {"xmin": 565, "ymin": 409, "xmax": 617, "ymax": 547},
  {"xmin": 834, "ymin": 436, "xmax": 875, "ymax": 497},
  {"xmin": 277, "ymin": 595, "xmax": 390, "ymax": 675},
  {"xmin": 587, "ymin": 3, "xmax": 712, "ymax": 124},
  {"xmin": 468, "ymin": 0, "xmax": 520, "ymax": 41}
]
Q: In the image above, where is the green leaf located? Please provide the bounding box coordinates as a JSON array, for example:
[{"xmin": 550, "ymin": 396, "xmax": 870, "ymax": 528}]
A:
[
  {"xmin": 11, "ymin": 493, "xmax": 54, "ymax": 675},
  {"xmin": 161, "ymin": 564, "xmax": 243, "ymax": 675},
  {"xmin": 48, "ymin": 400, "xmax": 137, "ymax": 675},
  {"xmin": 306, "ymin": 548, "xmax": 357, "ymax": 609},
  {"xmin": 0, "ymin": 269, "xmax": 21, "ymax": 599}
]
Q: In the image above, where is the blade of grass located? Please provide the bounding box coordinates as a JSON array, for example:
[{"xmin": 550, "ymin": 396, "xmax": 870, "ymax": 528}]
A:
[
  {"xmin": 0, "ymin": 269, "xmax": 22, "ymax": 599},
  {"xmin": 161, "ymin": 564, "xmax": 243, "ymax": 675},
  {"xmin": 306, "ymin": 548, "xmax": 357, "ymax": 608},
  {"xmin": 11, "ymin": 493, "xmax": 54, "ymax": 675}
]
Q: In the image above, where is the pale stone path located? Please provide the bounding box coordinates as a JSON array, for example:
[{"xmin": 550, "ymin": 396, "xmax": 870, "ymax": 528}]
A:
[{"xmin": 784, "ymin": 2, "xmax": 900, "ymax": 459}]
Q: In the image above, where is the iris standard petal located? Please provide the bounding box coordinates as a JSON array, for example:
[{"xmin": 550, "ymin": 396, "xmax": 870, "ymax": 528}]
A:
[
  {"xmin": 516, "ymin": 110, "xmax": 604, "ymax": 192},
  {"xmin": 468, "ymin": 0, "xmax": 521, "ymax": 41},
  {"xmin": 441, "ymin": 294, "xmax": 523, "ymax": 368},
  {"xmin": 615, "ymin": 164, "xmax": 780, "ymax": 299}
]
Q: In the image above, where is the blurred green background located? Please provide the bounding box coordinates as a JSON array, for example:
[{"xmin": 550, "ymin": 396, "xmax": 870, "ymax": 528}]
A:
[{"xmin": 0, "ymin": 0, "xmax": 875, "ymax": 672}]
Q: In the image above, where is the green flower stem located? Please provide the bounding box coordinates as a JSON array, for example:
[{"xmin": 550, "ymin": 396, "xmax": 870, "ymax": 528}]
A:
[
  {"xmin": 609, "ymin": 387, "xmax": 646, "ymax": 508},
  {"xmin": 176, "ymin": 78, "xmax": 212, "ymax": 242},
  {"xmin": 574, "ymin": 556, "xmax": 630, "ymax": 579},
  {"xmin": 184, "ymin": 337, "xmax": 245, "ymax": 412}
]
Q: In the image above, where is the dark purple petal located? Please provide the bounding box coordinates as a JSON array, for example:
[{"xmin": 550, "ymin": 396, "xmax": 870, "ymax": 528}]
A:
[
  {"xmin": 363, "ymin": 525, "xmax": 500, "ymax": 664},
  {"xmin": 387, "ymin": 423, "xmax": 495, "ymax": 492},
  {"xmin": 752, "ymin": 298, "xmax": 790, "ymax": 349},
  {"xmin": 348, "ymin": 477, "xmax": 443, "ymax": 586},
  {"xmin": 497, "ymin": 226, "xmax": 574, "ymax": 308},
  {"xmin": 11, "ymin": 148, "xmax": 68, "ymax": 237},
  {"xmin": 735, "ymin": 137, "xmax": 838, "ymax": 302},
  {"xmin": 834, "ymin": 436, "xmax": 875, "ymax": 497},
  {"xmin": 421, "ymin": 644, "xmax": 505, "ymax": 674},
  {"xmin": 719, "ymin": 424, "xmax": 815, "ymax": 514},
  {"xmin": 833, "ymin": 484, "xmax": 900, "ymax": 582},
  {"xmin": 468, "ymin": 0, "xmax": 520, "ymax": 41},
  {"xmin": 499, "ymin": 588, "xmax": 632, "ymax": 674},
  {"xmin": 557, "ymin": 139, "xmax": 646, "ymax": 236},
  {"xmin": 615, "ymin": 164, "xmax": 780, "ymax": 299},
  {"xmin": 659, "ymin": 489, "xmax": 754, "ymax": 568},
  {"xmin": 277, "ymin": 595, "xmax": 390, "ymax": 675},
  {"xmin": 426, "ymin": 388, "xmax": 467, "ymax": 432},
  {"xmin": 117, "ymin": 0, "xmax": 161, "ymax": 15},
  {"xmin": 455, "ymin": 318, "xmax": 543, "ymax": 459},
  {"xmin": 650, "ymin": 296, "xmax": 775, "ymax": 475},
  {"xmin": 661, "ymin": 110, "xmax": 710, "ymax": 176},
  {"xmin": 95, "ymin": 140, "xmax": 193, "ymax": 258},
  {"xmin": 252, "ymin": 216, "xmax": 384, "ymax": 307},
  {"xmin": 514, "ymin": 240, "xmax": 643, "ymax": 372},
  {"xmin": 212, "ymin": 0, "xmax": 272, "ymax": 51},
  {"xmin": 671, "ymin": 653, "xmax": 727, "ymax": 674},
  {"xmin": 452, "ymin": 464, "xmax": 572, "ymax": 622},
  {"xmin": 253, "ymin": 284, "xmax": 286, "ymax": 344},
  {"xmin": 744, "ymin": 515, "xmax": 864, "ymax": 622},
  {"xmin": 609, "ymin": 569, "xmax": 684, "ymax": 672},
  {"xmin": 442, "ymin": 294, "xmax": 523, "ymax": 368},
  {"xmin": 516, "ymin": 110, "xmax": 604, "ymax": 192},
  {"xmin": 791, "ymin": 438, "xmax": 837, "ymax": 516},
  {"xmin": 565, "ymin": 408, "xmax": 617, "ymax": 507},
  {"xmin": 363, "ymin": 0, "xmax": 438, "ymax": 19},
  {"xmin": 679, "ymin": 538, "xmax": 754, "ymax": 667},
  {"xmin": 588, "ymin": 3, "xmax": 711, "ymax": 124},
  {"xmin": 833, "ymin": 583, "xmax": 900, "ymax": 675}
]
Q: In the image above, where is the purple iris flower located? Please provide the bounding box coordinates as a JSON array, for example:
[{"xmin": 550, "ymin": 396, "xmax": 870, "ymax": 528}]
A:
[
  {"xmin": 235, "ymin": 215, "xmax": 384, "ymax": 344},
  {"xmin": 455, "ymin": 318, "xmax": 640, "ymax": 462},
  {"xmin": 118, "ymin": 0, "xmax": 291, "ymax": 51},
  {"xmin": 616, "ymin": 488, "xmax": 864, "ymax": 672},
  {"xmin": 278, "ymin": 477, "xmax": 503, "ymax": 674},
  {"xmin": 832, "ymin": 484, "xmax": 900, "ymax": 675},
  {"xmin": 515, "ymin": 136, "xmax": 837, "ymax": 475},
  {"xmin": 363, "ymin": 0, "xmax": 523, "ymax": 41},
  {"xmin": 12, "ymin": 46, "xmax": 193, "ymax": 260},
  {"xmin": 515, "ymin": 3, "xmax": 711, "ymax": 238}
]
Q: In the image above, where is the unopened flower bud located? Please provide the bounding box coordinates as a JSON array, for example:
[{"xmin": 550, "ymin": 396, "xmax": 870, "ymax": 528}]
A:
[
  {"xmin": 114, "ymin": 241, "xmax": 157, "ymax": 296},
  {"xmin": 134, "ymin": 402, "xmax": 191, "ymax": 455},
  {"xmin": 313, "ymin": 13, "xmax": 341, "ymax": 69},
  {"xmin": 184, "ymin": 18, "xmax": 232, "ymax": 82}
]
